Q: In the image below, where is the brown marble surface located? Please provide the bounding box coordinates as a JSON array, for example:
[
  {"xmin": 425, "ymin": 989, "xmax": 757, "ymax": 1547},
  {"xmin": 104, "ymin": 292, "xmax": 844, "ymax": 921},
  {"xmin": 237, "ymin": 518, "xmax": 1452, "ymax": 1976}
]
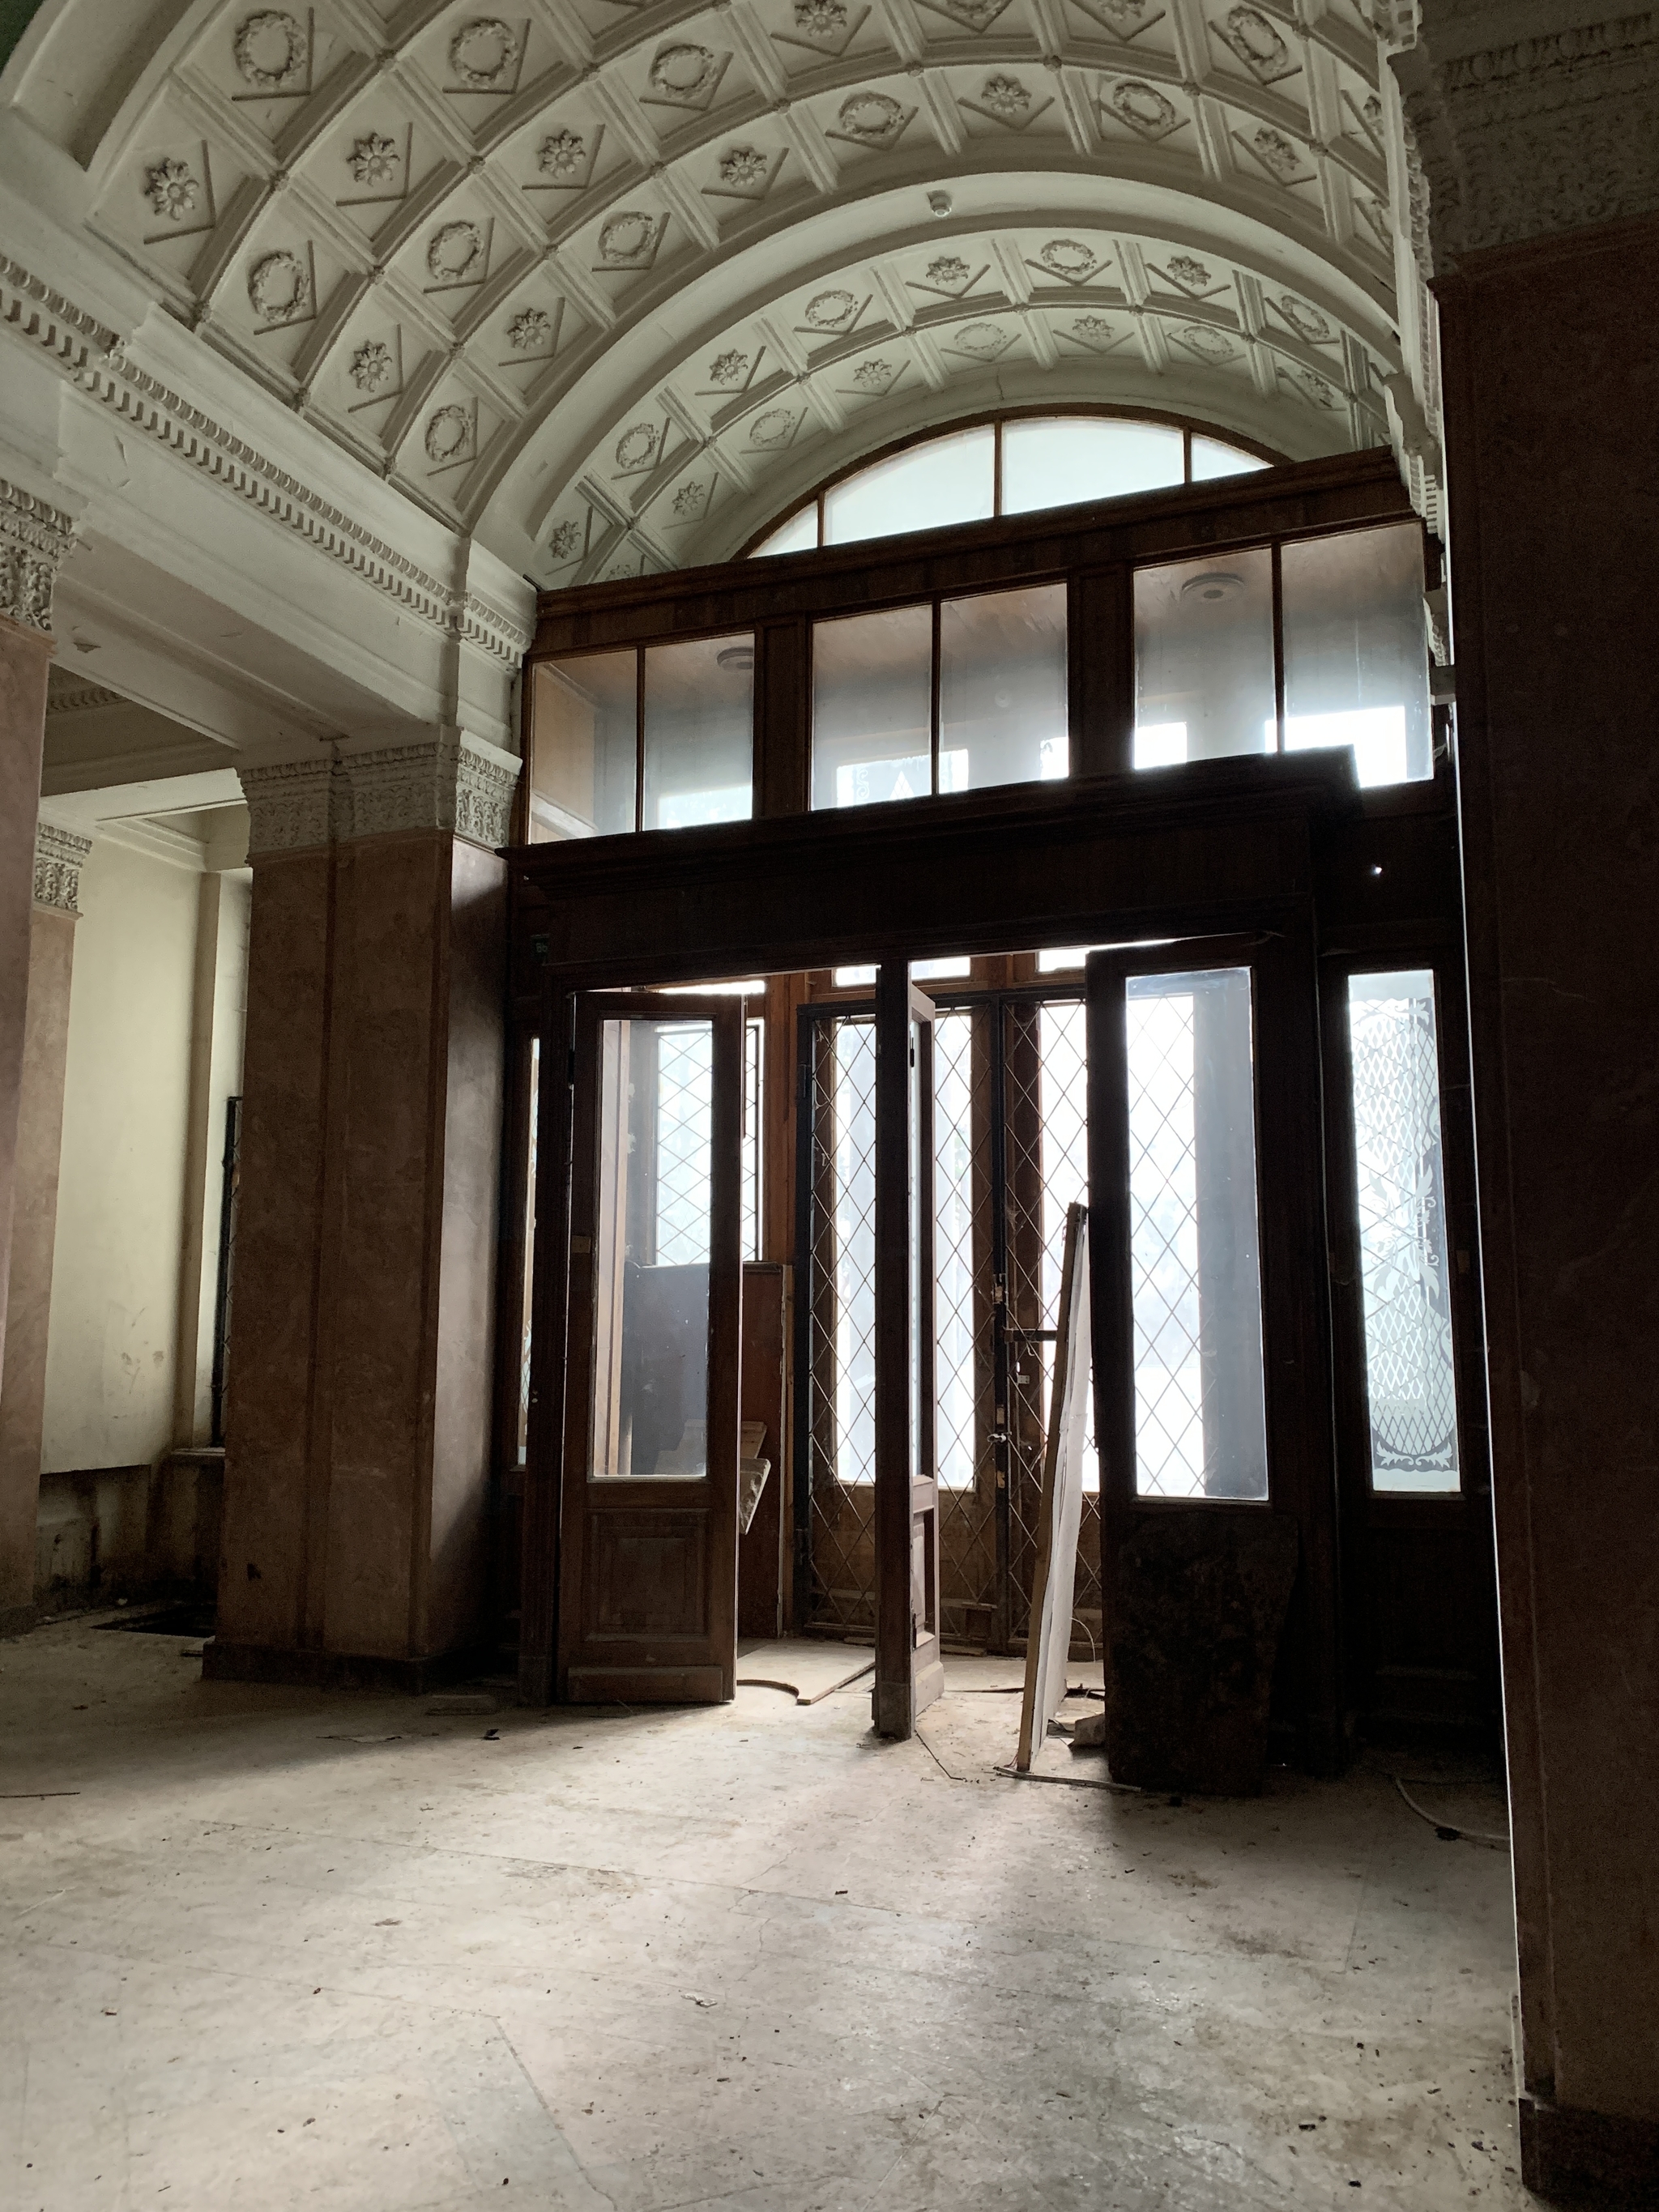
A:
[
  {"xmin": 0, "ymin": 616, "xmax": 51, "ymax": 1421},
  {"xmin": 0, "ymin": 904, "xmax": 75, "ymax": 1621},
  {"xmin": 218, "ymin": 829, "xmax": 505, "ymax": 1668},
  {"xmin": 1439, "ymin": 215, "xmax": 1659, "ymax": 2131}
]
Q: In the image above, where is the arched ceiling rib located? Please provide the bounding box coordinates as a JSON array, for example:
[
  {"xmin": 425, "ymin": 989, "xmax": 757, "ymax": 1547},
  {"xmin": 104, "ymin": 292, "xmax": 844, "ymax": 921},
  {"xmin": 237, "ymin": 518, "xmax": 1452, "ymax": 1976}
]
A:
[{"xmin": 13, "ymin": 0, "xmax": 1402, "ymax": 578}]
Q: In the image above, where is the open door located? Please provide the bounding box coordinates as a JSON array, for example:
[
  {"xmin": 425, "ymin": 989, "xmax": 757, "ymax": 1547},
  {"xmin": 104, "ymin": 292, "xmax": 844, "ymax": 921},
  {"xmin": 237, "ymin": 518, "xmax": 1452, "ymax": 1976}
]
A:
[
  {"xmin": 872, "ymin": 961, "xmax": 945, "ymax": 1738},
  {"xmin": 557, "ymin": 993, "xmax": 744, "ymax": 1703}
]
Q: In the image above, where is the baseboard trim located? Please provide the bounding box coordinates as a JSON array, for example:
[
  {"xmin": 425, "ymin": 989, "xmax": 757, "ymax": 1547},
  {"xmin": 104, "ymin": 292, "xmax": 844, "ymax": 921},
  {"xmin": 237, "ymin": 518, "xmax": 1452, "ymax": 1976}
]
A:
[
  {"xmin": 1519, "ymin": 2091, "xmax": 1659, "ymax": 2204},
  {"xmin": 201, "ymin": 1639, "xmax": 497, "ymax": 1695}
]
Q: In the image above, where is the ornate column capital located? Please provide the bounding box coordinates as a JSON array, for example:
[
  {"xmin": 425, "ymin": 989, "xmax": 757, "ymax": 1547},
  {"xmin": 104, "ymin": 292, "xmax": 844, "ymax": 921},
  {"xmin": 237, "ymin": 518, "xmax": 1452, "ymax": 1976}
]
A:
[
  {"xmin": 33, "ymin": 822, "xmax": 92, "ymax": 914},
  {"xmin": 237, "ymin": 757, "xmax": 339, "ymax": 859},
  {"xmin": 1392, "ymin": 6, "xmax": 1659, "ymax": 275},
  {"xmin": 0, "ymin": 478, "xmax": 78, "ymax": 637},
  {"xmin": 334, "ymin": 730, "xmax": 519, "ymax": 850}
]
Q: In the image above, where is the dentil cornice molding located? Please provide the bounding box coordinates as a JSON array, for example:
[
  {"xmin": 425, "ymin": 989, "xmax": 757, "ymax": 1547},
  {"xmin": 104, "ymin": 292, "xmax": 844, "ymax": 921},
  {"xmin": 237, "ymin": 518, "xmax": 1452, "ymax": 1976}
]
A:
[
  {"xmin": 0, "ymin": 251, "xmax": 531, "ymax": 667},
  {"xmin": 33, "ymin": 821, "xmax": 93, "ymax": 912},
  {"xmin": 1391, "ymin": 8, "xmax": 1659, "ymax": 272},
  {"xmin": 0, "ymin": 474, "xmax": 77, "ymax": 633},
  {"xmin": 239, "ymin": 733, "xmax": 519, "ymax": 858}
]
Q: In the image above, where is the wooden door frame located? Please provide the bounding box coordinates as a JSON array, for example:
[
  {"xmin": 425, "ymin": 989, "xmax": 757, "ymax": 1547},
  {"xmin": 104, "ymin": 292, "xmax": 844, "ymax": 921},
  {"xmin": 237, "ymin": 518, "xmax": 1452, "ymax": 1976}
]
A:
[
  {"xmin": 553, "ymin": 990, "xmax": 744, "ymax": 1704},
  {"xmin": 1085, "ymin": 923, "xmax": 1342, "ymax": 1767},
  {"xmin": 873, "ymin": 963, "xmax": 945, "ymax": 1738}
]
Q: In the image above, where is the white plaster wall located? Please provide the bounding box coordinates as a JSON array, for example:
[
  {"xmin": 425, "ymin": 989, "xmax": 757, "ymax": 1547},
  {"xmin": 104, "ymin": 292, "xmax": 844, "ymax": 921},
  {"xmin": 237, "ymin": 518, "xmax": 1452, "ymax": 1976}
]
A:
[
  {"xmin": 41, "ymin": 835, "xmax": 197, "ymax": 1473},
  {"xmin": 185, "ymin": 868, "xmax": 249, "ymax": 1443}
]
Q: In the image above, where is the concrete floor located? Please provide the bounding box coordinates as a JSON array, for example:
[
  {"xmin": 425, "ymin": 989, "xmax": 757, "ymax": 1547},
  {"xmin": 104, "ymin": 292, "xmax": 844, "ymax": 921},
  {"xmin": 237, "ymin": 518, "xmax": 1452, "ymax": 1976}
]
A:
[{"xmin": 0, "ymin": 1613, "xmax": 1533, "ymax": 2212}]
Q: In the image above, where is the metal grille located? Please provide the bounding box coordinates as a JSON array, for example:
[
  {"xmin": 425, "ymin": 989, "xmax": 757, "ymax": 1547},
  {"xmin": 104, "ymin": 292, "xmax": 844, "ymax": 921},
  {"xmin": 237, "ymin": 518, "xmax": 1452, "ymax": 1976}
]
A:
[
  {"xmin": 1127, "ymin": 991, "xmax": 1206, "ymax": 1498},
  {"xmin": 655, "ymin": 1022, "xmax": 713, "ymax": 1266},
  {"xmin": 1349, "ymin": 977, "xmax": 1459, "ymax": 1485},
  {"xmin": 804, "ymin": 1016, "xmax": 878, "ymax": 1631}
]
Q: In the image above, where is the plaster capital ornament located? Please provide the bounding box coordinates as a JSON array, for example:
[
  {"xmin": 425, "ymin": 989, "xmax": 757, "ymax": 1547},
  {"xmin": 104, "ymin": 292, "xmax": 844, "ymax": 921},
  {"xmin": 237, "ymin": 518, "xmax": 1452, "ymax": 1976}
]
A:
[
  {"xmin": 238, "ymin": 757, "xmax": 339, "ymax": 856},
  {"xmin": 333, "ymin": 732, "xmax": 518, "ymax": 848},
  {"xmin": 33, "ymin": 823, "xmax": 92, "ymax": 914},
  {"xmin": 0, "ymin": 477, "xmax": 78, "ymax": 634},
  {"xmin": 1391, "ymin": 8, "xmax": 1659, "ymax": 273}
]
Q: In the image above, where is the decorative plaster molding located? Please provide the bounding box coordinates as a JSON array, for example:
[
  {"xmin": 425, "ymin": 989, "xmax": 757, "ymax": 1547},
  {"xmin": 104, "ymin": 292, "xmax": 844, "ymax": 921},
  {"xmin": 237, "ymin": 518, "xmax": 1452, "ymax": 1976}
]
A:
[
  {"xmin": 0, "ymin": 254, "xmax": 532, "ymax": 669},
  {"xmin": 335, "ymin": 733, "xmax": 518, "ymax": 850},
  {"xmin": 238, "ymin": 757, "xmax": 337, "ymax": 856},
  {"xmin": 241, "ymin": 736, "xmax": 519, "ymax": 856},
  {"xmin": 33, "ymin": 822, "xmax": 93, "ymax": 913},
  {"xmin": 1393, "ymin": 12, "xmax": 1659, "ymax": 270},
  {"xmin": 45, "ymin": 674, "xmax": 124, "ymax": 713},
  {"xmin": 0, "ymin": 477, "xmax": 78, "ymax": 634}
]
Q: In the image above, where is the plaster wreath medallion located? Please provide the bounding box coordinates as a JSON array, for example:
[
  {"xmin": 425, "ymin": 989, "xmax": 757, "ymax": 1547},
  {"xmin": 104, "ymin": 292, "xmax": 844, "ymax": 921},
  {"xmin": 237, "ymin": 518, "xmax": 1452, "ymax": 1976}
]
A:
[
  {"xmin": 508, "ymin": 309, "xmax": 552, "ymax": 352},
  {"xmin": 598, "ymin": 211, "xmax": 657, "ymax": 262},
  {"xmin": 954, "ymin": 322, "xmax": 1006, "ymax": 357},
  {"xmin": 615, "ymin": 422, "xmax": 658, "ymax": 470},
  {"xmin": 1177, "ymin": 322, "xmax": 1235, "ymax": 363},
  {"xmin": 804, "ymin": 288, "xmax": 857, "ymax": 328},
  {"xmin": 708, "ymin": 349, "xmax": 748, "ymax": 386},
  {"xmin": 349, "ymin": 133, "xmax": 400, "ymax": 188},
  {"xmin": 650, "ymin": 42, "xmax": 717, "ymax": 99},
  {"xmin": 247, "ymin": 247, "xmax": 310, "ymax": 321},
  {"xmin": 1039, "ymin": 237, "xmax": 1096, "ymax": 279},
  {"xmin": 427, "ymin": 219, "xmax": 485, "ymax": 283},
  {"xmin": 1223, "ymin": 5, "xmax": 1290, "ymax": 76},
  {"xmin": 538, "ymin": 128, "xmax": 586, "ymax": 177},
  {"xmin": 749, "ymin": 407, "xmax": 794, "ymax": 446},
  {"xmin": 1108, "ymin": 79, "xmax": 1178, "ymax": 135},
  {"xmin": 145, "ymin": 158, "xmax": 200, "ymax": 221},
  {"xmin": 449, "ymin": 19, "xmax": 518, "ymax": 88},
  {"xmin": 349, "ymin": 338, "xmax": 394, "ymax": 391},
  {"xmin": 837, "ymin": 89, "xmax": 902, "ymax": 140},
  {"xmin": 424, "ymin": 403, "xmax": 471, "ymax": 462},
  {"xmin": 1277, "ymin": 293, "xmax": 1331, "ymax": 343},
  {"xmin": 233, "ymin": 10, "xmax": 307, "ymax": 89}
]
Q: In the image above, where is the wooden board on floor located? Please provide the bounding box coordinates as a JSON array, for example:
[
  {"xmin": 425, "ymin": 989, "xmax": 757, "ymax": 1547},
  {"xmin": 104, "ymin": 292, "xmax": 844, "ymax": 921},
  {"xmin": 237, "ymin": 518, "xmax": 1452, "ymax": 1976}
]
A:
[{"xmin": 1016, "ymin": 1204, "xmax": 1090, "ymax": 1771}]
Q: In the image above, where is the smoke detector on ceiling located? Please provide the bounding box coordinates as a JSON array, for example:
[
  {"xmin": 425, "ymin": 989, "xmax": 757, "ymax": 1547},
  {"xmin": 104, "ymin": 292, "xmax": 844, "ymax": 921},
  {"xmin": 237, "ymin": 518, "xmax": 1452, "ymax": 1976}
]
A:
[{"xmin": 1180, "ymin": 572, "xmax": 1245, "ymax": 604}]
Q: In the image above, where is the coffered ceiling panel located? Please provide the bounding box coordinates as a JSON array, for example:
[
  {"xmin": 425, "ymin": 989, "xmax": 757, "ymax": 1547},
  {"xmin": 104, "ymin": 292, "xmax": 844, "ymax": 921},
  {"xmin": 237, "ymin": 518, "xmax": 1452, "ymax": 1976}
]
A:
[{"xmin": 58, "ymin": 0, "xmax": 1401, "ymax": 577}]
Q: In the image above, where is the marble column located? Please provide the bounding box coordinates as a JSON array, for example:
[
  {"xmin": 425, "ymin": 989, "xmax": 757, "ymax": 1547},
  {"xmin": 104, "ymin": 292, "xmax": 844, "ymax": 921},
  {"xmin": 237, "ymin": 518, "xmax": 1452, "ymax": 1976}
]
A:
[
  {"xmin": 1395, "ymin": 6, "xmax": 1659, "ymax": 2195},
  {"xmin": 0, "ymin": 826, "xmax": 90, "ymax": 1633},
  {"xmin": 0, "ymin": 481, "xmax": 76, "ymax": 1431},
  {"xmin": 208, "ymin": 730, "xmax": 518, "ymax": 1688}
]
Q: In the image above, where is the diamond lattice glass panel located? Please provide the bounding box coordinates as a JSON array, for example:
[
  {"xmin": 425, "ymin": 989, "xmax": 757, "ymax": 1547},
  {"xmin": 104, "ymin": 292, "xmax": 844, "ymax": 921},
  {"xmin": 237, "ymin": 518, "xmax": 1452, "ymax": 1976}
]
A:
[
  {"xmin": 812, "ymin": 603, "xmax": 934, "ymax": 810},
  {"xmin": 1037, "ymin": 1003, "xmax": 1098, "ymax": 1495},
  {"xmin": 642, "ymin": 633, "xmax": 754, "ymax": 827},
  {"xmin": 1001, "ymin": 417, "xmax": 1183, "ymax": 516},
  {"xmin": 1348, "ymin": 971, "xmax": 1459, "ymax": 1494},
  {"xmin": 529, "ymin": 650, "xmax": 637, "ymax": 838},
  {"xmin": 1282, "ymin": 525, "xmax": 1431, "ymax": 787},
  {"xmin": 1127, "ymin": 970, "xmax": 1267, "ymax": 1499},
  {"xmin": 935, "ymin": 1012, "xmax": 976, "ymax": 1489},
  {"xmin": 940, "ymin": 583, "xmax": 1069, "ymax": 791},
  {"xmin": 833, "ymin": 1021, "xmax": 877, "ymax": 1485},
  {"xmin": 806, "ymin": 1016, "xmax": 879, "ymax": 1630},
  {"xmin": 1134, "ymin": 548, "xmax": 1275, "ymax": 768},
  {"xmin": 591, "ymin": 1018, "xmax": 712, "ymax": 1478}
]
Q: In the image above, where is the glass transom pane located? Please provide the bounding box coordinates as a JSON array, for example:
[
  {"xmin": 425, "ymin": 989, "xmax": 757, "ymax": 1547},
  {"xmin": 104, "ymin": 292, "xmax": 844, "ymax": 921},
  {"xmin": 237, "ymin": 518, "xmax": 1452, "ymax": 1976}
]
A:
[
  {"xmin": 939, "ymin": 582, "xmax": 1068, "ymax": 791},
  {"xmin": 1001, "ymin": 417, "xmax": 1183, "ymax": 515},
  {"xmin": 812, "ymin": 603, "xmax": 933, "ymax": 810},
  {"xmin": 1282, "ymin": 524, "xmax": 1431, "ymax": 788},
  {"xmin": 822, "ymin": 428, "xmax": 995, "ymax": 546},
  {"xmin": 1134, "ymin": 548, "xmax": 1276, "ymax": 769}
]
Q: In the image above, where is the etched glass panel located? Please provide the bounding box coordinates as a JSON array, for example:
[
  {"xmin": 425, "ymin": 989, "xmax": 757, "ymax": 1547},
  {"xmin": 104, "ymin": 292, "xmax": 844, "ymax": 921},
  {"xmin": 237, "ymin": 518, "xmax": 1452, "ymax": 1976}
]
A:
[
  {"xmin": 529, "ymin": 650, "xmax": 636, "ymax": 838},
  {"xmin": 1347, "ymin": 970, "xmax": 1459, "ymax": 1493},
  {"xmin": 1127, "ymin": 968, "xmax": 1267, "ymax": 1499},
  {"xmin": 642, "ymin": 633, "xmax": 754, "ymax": 827},
  {"xmin": 591, "ymin": 1017, "xmax": 713, "ymax": 1479}
]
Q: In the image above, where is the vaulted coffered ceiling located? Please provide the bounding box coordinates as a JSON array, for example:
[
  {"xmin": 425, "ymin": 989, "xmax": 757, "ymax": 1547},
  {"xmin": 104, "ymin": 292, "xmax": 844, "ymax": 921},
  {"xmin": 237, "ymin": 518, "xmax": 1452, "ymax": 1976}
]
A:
[{"xmin": 24, "ymin": 0, "xmax": 1403, "ymax": 582}]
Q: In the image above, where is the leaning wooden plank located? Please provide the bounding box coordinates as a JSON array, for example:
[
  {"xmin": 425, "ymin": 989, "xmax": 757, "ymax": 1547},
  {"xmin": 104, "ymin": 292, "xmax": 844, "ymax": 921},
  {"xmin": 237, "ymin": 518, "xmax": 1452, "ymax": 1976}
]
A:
[{"xmin": 1014, "ymin": 1203, "xmax": 1091, "ymax": 1771}]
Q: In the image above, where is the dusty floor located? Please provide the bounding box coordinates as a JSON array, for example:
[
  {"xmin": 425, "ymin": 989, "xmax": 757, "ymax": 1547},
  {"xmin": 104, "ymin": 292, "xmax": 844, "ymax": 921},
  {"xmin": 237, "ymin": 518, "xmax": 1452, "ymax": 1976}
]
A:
[{"xmin": 0, "ymin": 1613, "xmax": 1531, "ymax": 2212}]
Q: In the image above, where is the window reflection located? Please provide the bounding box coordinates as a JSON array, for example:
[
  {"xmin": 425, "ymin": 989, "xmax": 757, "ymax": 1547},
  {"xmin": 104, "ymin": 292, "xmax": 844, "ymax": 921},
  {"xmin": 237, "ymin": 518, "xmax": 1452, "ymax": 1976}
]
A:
[
  {"xmin": 811, "ymin": 603, "xmax": 933, "ymax": 810},
  {"xmin": 643, "ymin": 633, "xmax": 754, "ymax": 828},
  {"xmin": 940, "ymin": 583, "xmax": 1068, "ymax": 792},
  {"xmin": 1282, "ymin": 525, "xmax": 1431, "ymax": 786},
  {"xmin": 1133, "ymin": 550, "xmax": 1276, "ymax": 767}
]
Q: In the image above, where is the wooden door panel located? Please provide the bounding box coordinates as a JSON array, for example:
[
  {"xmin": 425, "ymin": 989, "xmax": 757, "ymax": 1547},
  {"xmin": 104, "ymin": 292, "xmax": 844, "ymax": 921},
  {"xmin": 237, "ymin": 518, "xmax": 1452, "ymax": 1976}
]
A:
[{"xmin": 557, "ymin": 993, "xmax": 744, "ymax": 1704}]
